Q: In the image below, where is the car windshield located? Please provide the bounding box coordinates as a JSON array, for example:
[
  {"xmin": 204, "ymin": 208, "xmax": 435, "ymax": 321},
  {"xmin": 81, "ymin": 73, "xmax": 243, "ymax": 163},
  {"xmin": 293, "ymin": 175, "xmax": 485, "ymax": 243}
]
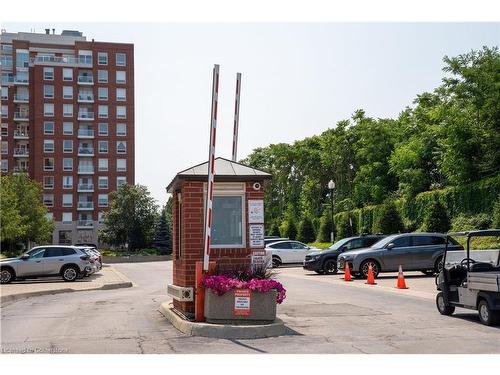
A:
[
  {"xmin": 328, "ymin": 238, "xmax": 352, "ymax": 250},
  {"xmin": 370, "ymin": 234, "xmax": 399, "ymax": 248}
]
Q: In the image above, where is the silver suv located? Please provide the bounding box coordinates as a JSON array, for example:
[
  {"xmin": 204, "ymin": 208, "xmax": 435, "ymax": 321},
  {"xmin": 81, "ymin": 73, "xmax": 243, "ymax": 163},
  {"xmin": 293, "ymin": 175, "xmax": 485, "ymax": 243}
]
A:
[{"xmin": 0, "ymin": 245, "xmax": 92, "ymax": 284}]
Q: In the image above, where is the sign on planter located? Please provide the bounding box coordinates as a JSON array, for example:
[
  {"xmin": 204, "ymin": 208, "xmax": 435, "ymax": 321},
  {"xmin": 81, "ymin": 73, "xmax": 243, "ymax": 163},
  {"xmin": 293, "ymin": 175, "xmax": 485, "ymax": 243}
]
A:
[{"xmin": 234, "ymin": 289, "xmax": 251, "ymax": 316}]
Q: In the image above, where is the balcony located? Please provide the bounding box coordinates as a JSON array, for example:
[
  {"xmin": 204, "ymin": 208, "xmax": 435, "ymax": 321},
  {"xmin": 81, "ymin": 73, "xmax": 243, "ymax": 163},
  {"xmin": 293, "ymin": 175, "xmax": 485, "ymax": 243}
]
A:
[
  {"xmin": 78, "ymin": 129, "xmax": 94, "ymax": 138},
  {"xmin": 31, "ymin": 55, "xmax": 92, "ymax": 68},
  {"xmin": 13, "ymin": 148, "xmax": 29, "ymax": 157},
  {"xmin": 77, "ymin": 76, "xmax": 94, "ymax": 85},
  {"xmin": 77, "ymin": 111, "xmax": 94, "ymax": 121},
  {"xmin": 78, "ymin": 93, "xmax": 94, "ymax": 103},
  {"xmin": 13, "ymin": 166, "xmax": 28, "ymax": 174},
  {"xmin": 13, "ymin": 110, "xmax": 29, "ymax": 121},
  {"xmin": 77, "ymin": 183, "xmax": 94, "ymax": 192},
  {"xmin": 77, "ymin": 201, "xmax": 94, "ymax": 210},
  {"xmin": 78, "ymin": 147, "xmax": 94, "ymax": 156},
  {"xmin": 13, "ymin": 95, "xmax": 29, "ymax": 103},
  {"xmin": 77, "ymin": 220, "xmax": 94, "ymax": 229},
  {"xmin": 78, "ymin": 166, "xmax": 95, "ymax": 174},
  {"xmin": 13, "ymin": 130, "xmax": 29, "ymax": 139},
  {"xmin": 43, "ymin": 199, "xmax": 54, "ymax": 207},
  {"xmin": 14, "ymin": 76, "xmax": 29, "ymax": 85}
]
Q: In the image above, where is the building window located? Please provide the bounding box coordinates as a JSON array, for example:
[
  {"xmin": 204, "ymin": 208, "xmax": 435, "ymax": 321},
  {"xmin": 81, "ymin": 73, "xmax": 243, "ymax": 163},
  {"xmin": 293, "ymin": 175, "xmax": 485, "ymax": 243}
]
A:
[
  {"xmin": 1, "ymin": 141, "xmax": 8, "ymax": 154},
  {"xmin": 1, "ymin": 87, "xmax": 8, "ymax": 100},
  {"xmin": 98, "ymin": 52, "xmax": 108, "ymax": 65},
  {"xmin": 78, "ymin": 50, "xmax": 92, "ymax": 64},
  {"xmin": 98, "ymin": 123, "xmax": 108, "ymax": 136},
  {"xmin": 116, "ymin": 141, "xmax": 127, "ymax": 154},
  {"xmin": 63, "ymin": 122, "xmax": 73, "ymax": 135},
  {"xmin": 43, "ymin": 67, "xmax": 54, "ymax": 80},
  {"xmin": 0, "ymin": 160, "xmax": 7, "ymax": 173},
  {"xmin": 63, "ymin": 158, "xmax": 73, "ymax": 171},
  {"xmin": 98, "ymin": 212, "xmax": 104, "ymax": 224},
  {"xmin": 45, "ymin": 212, "xmax": 54, "ymax": 221},
  {"xmin": 44, "ymin": 139, "xmax": 54, "ymax": 153},
  {"xmin": 43, "ymin": 176, "xmax": 54, "ymax": 189},
  {"xmin": 63, "ymin": 68, "xmax": 73, "ymax": 81},
  {"xmin": 117, "ymin": 176, "xmax": 127, "ymax": 187},
  {"xmin": 211, "ymin": 195, "xmax": 244, "ymax": 247},
  {"xmin": 0, "ymin": 55, "xmax": 13, "ymax": 69},
  {"xmin": 63, "ymin": 86, "xmax": 73, "ymax": 99},
  {"xmin": 116, "ymin": 88, "xmax": 126, "ymax": 101},
  {"xmin": 98, "ymin": 87, "xmax": 108, "ymax": 101},
  {"xmin": 62, "ymin": 212, "xmax": 73, "ymax": 224},
  {"xmin": 116, "ymin": 123, "xmax": 127, "ymax": 136},
  {"xmin": 98, "ymin": 176, "xmax": 108, "ymax": 189},
  {"xmin": 63, "ymin": 140, "xmax": 73, "ymax": 153},
  {"xmin": 63, "ymin": 176, "xmax": 73, "ymax": 189},
  {"xmin": 116, "ymin": 53, "xmax": 126, "ymax": 66},
  {"xmin": 116, "ymin": 106, "xmax": 126, "ymax": 119},
  {"xmin": 44, "ymin": 103, "xmax": 54, "ymax": 117},
  {"xmin": 44, "ymin": 85, "xmax": 54, "ymax": 99},
  {"xmin": 62, "ymin": 194, "xmax": 73, "ymax": 207},
  {"xmin": 43, "ymin": 157, "xmax": 54, "ymax": 171},
  {"xmin": 98, "ymin": 158, "xmax": 108, "ymax": 172},
  {"xmin": 63, "ymin": 104, "xmax": 73, "ymax": 117},
  {"xmin": 58, "ymin": 230, "xmax": 72, "ymax": 244},
  {"xmin": 98, "ymin": 194, "xmax": 108, "ymax": 207},
  {"xmin": 1, "ymin": 105, "xmax": 7, "ymax": 118},
  {"xmin": 116, "ymin": 159, "xmax": 127, "ymax": 172},
  {"xmin": 43, "ymin": 122, "xmax": 54, "ymax": 135},
  {"xmin": 1, "ymin": 123, "xmax": 7, "ymax": 137},
  {"xmin": 98, "ymin": 105, "xmax": 108, "ymax": 118},
  {"xmin": 98, "ymin": 70, "xmax": 108, "ymax": 83},
  {"xmin": 16, "ymin": 50, "xmax": 29, "ymax": 68},
  {"xmin": 116, "ymin": 71, "xmax": 126, "ymax": 84},
  {"xmin": 98, "ymin": 141, "xmax": 108, "ymax": 154},
  {"xmin": 43, "ymin": 194, "xmax": 54, "ymax": 207}
]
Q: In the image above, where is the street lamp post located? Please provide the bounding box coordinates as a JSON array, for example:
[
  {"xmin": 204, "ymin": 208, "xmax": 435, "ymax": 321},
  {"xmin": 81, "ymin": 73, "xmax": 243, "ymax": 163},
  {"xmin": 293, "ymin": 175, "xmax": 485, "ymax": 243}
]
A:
[{"xmin": 328, "ymin": 180, "xmax": 335, "ymax": 243}]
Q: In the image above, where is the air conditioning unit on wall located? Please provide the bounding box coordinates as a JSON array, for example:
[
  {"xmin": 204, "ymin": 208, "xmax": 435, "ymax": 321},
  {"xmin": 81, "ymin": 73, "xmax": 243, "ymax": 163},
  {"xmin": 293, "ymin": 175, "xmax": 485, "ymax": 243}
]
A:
[{"xmin": 167, "ymin": 284, "xmax": 194, "ymax": 302}]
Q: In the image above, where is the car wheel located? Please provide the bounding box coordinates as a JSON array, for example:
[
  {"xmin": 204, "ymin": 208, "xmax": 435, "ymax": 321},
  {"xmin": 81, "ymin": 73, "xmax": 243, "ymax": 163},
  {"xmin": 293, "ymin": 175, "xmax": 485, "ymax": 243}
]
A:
[
  {"xmin": 360, "ymin": 260, "xmax": 380, "ymax": 278},
  {"xmin": 436, "ymin": 292, "xmax": 455, "ymax": 316},
  {"xmin": 272, "ymin": 257, "xmax": 282, "ymax": 268},
  {"xmin": 478, "ymin": 300, "xmax": 499, "ymax": 326},
  {"xmin": 0, "ymin": 268, "xmax": 15, "ymax": 284},
  {"xmin": 323, "ymin": 260, "xmax": 338, "ymax": 275},
  {"xmin": 61, "ymin": 266, "xmax": 79, "ymax": 282},
  {"xmin": 434, "ymin": 256, "xmax": 444, "ymax": 274}
]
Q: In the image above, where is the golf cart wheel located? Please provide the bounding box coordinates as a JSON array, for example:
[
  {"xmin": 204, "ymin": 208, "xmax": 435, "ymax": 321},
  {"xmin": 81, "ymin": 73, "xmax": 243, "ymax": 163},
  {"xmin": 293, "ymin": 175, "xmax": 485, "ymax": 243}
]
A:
[
  {"xmin": 478, "ymin": 300, "xmax": 499, "ymax": 326},
  {"xmin": 323, "ymin": 260, "xmax": 338, "ymax": 275},
  {"xmin": 434, "ymin": 256, "xmax": 444, "ymax": 274},
  {"xmin": 272, "ymin": 257, "xmax": 282, "ymax": 268},
  {"xmin": 0, "ymin": 267, "xmax": 15, "ymax": 284},
  {"xmin": 360, "ymin": 260, "xmax": 380, "ymax": 278},
  {"xmin": 436, "ymin": 292, "xmax": 455, "ymax": 316}
]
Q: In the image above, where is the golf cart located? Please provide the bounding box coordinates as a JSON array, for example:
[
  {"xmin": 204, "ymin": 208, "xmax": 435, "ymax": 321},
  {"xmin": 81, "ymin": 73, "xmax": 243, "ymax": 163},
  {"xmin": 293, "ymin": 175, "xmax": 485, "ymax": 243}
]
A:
[{"xmin": 436, "ymin": 230, "xmax": 500, "ymax": 326}]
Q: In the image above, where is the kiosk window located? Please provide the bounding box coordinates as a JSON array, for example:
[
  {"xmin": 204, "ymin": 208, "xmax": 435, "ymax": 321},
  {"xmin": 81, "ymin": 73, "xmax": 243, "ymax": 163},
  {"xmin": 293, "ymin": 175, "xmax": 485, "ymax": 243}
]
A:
[{"xmin": 211, "ymin": 196, "xmax": 243, "ymax": 247}]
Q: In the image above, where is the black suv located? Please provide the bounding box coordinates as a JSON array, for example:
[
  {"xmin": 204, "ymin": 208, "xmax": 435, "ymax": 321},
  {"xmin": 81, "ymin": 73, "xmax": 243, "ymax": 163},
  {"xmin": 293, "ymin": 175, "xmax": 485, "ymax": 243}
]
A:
[{"xmin": 303, "ymin": 235, "xmax": 385, "ymax": 275}]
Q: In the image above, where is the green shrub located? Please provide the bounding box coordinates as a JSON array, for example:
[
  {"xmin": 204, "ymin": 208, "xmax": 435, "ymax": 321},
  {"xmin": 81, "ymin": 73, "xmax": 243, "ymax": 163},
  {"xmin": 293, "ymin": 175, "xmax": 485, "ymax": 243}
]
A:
[
  {"xmin": 421, "ymin": 198, "xmax": 450, "ymax": 233},
  {"xmin": 373, "ymin": 200, "xmax": 404, "ymax": 234},
  {"xmin": 451, "ymin": 214, "xmax": 492, "ymax": 232},
  {"xmin": 297, "ymin": 217, "xmax": 316, "ymax": 243},
  {"xmin": 280, "ymin": 219, "xmax": 297, "ymax": 240},
  {"xmin": 493, "ymin": 195, "xmax": 500, "ymax": 228},
  {"xmin": 268, "ymin": 221, "xmax": 281, "ymax": 237},
  {"xmin": 317, "ymin": 215, "xmax": 334, "ymax": 242},
  {"xmin": 335, "ymin": 212, "xmax": 357, "ymax": 239}
]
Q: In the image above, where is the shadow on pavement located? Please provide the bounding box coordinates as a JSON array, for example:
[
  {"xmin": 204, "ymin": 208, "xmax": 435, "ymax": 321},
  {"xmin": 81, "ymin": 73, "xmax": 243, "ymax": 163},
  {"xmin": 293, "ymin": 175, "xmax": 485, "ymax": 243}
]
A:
[{"xmin": 9, "ymin": 272, "xmax": 104, "ymax": 285}]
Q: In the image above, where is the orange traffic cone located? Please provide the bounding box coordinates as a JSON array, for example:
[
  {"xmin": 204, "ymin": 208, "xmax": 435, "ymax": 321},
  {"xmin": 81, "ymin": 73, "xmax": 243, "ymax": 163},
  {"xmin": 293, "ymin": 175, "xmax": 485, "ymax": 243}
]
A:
[
  {"xmin": 365, "ymin": 263, "xmax": 377, "ymax": 285},
  {"xmin": 343, "ymin": 262, "xmax": 352, "ymax": 282},
  {"xmin": 396, "ymin": 265, "xmax": 409, "ymax": 289}
]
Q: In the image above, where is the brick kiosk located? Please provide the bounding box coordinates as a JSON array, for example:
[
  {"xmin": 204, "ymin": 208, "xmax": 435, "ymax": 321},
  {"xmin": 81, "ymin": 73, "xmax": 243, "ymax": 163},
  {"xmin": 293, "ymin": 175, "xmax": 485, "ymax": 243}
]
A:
[{"xmin": 166, "ymin": 157, "xmax": 271, "ymax": 319}]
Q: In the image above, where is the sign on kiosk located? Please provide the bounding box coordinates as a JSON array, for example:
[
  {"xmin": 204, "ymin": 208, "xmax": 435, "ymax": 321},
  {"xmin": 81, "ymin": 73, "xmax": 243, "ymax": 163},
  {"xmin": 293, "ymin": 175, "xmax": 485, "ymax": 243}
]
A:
[{"xmin": 248, "ymin": 200, "xmax": 264, "ymax": 223}]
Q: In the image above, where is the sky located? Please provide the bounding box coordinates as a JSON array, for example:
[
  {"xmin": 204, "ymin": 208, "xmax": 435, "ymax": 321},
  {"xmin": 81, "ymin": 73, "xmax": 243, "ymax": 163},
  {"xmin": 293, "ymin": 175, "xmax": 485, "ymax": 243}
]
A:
[{"xmin": 5, "ymin": 22, "xmax": 500, "ymax": 205}]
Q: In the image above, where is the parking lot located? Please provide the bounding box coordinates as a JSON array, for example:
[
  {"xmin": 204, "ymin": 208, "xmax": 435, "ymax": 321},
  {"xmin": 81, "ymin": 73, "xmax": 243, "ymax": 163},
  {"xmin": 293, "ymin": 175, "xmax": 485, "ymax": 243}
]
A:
[{"xmin": 1, "ymin": 261, "xmax": 499, "ymax": 354}]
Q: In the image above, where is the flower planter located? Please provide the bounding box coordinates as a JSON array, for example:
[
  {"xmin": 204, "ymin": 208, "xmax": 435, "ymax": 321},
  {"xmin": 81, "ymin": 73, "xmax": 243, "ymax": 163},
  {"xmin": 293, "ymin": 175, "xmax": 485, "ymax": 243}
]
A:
[{"xmin": 204, "ymin": 289, "xmax": 277, "ymax": 324}]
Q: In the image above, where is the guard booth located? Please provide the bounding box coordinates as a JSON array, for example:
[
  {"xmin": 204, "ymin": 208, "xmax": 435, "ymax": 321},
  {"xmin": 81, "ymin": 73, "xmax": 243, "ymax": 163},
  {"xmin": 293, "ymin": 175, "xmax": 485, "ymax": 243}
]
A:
[{"xmin": 166, "ymin": 157, "xmax": 272, "ymax": 319}]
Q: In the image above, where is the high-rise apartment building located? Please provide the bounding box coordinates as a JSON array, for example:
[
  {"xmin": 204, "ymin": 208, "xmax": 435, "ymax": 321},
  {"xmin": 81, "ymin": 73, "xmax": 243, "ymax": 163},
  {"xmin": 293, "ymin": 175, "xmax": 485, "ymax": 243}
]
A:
[{"xmin": 0, "ymin": 29, "xmax": 134, "ymax": 245}]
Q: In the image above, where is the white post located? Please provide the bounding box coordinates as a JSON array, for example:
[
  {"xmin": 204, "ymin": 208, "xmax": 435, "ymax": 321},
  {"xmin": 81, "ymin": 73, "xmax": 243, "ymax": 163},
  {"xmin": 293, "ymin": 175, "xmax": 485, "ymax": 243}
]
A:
[
  {"xmin": 203, "ymin": 64, "xmax": 220, "ymax": 271},
  {"xmin": 231, "ymin": 72, "xmax": 242, "ymax": 162}
]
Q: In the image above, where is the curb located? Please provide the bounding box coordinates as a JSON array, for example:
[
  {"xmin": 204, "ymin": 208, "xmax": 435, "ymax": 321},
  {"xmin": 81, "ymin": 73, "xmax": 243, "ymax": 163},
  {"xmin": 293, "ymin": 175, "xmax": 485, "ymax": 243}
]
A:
[{"xmin": 159, "ymin": 302, "xmax": 287, "ymax": 339}]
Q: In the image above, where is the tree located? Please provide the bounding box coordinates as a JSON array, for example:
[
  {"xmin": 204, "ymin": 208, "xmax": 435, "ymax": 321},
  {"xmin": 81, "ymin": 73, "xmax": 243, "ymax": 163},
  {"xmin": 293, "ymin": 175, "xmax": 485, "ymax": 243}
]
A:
[
  {"xmin": 317, "ymin": 215, "xmax": 333, "ymax": 242},
  {"xmin": 493, "ymin": 196, "xmax": 500, "ymax": 228},
  {"xmin": 0, "ymin": 174, "xmax": 54, "ymax": 248},
  {"xmin": 268, "ymin": 221, "xmax": 281, "ymax": 237},
  {"xmin": 297, "ymin": 217, "xmax": 315, "ymax": 244},
  {"xmin": 280, "ymin": 218, "xmax": 297, "ymax": 240},
  {"xmin": 374, "ymin": 200, "xmax": 404, "ymax": 234},
  {"xmin": 421, "ymin": 198, "xmax": 450, "ymax": 233},
  {"xmin": 153, "ymin": 205, "xmax": 172, "ymax": 254},
  {"xmin": 99, "ymin": 184, "xmax": 159, "ymax": 251}
]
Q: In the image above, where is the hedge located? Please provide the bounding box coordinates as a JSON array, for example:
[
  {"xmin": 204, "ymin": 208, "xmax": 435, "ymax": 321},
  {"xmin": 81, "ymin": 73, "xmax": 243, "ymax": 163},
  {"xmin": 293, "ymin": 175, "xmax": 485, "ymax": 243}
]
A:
[{"xmin": 331, "ymin": 175, "xmax": 500, "ymax": 239}]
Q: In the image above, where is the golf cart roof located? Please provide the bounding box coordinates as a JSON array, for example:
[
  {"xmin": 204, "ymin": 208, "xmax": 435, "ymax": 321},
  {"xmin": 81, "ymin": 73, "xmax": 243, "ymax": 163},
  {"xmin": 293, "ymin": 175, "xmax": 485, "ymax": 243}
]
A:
[{"xmin": 447, "ymin": 230, "xmax": 500, "ymax": 238}]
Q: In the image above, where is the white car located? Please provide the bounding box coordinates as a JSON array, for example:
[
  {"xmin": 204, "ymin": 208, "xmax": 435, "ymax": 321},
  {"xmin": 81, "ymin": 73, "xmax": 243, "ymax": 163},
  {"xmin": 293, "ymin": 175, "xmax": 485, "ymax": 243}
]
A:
[{"xmin": 265, "ymin": 240, "xmax": 319, "ymax": 268}]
